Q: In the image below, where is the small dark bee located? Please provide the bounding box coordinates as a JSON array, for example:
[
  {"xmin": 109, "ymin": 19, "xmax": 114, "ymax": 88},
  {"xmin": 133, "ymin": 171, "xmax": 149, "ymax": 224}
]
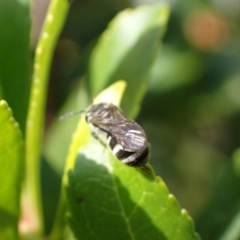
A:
[
  {"xmin": 85, "ymin": 103, "xmax": 149, "ymax": 167},
  {"xmin": 60, "ymin": 103, "xmax": 149, "ymax": 167}
]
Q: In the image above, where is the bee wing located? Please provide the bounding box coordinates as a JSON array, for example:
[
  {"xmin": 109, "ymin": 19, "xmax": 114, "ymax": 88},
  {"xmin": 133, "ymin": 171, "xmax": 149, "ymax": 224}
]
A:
[
  {"xmin": 107, "ymin": 104, "xmax": 128, "ymax": 121},
  {"xmin": 91, "ymin": 118, "xmax": 147, "ymax": 152},
  {"xmin": 90, "ymin": 118, "xmax": 121, "ymax": 132},
  {"xmin": 86, "ymin": 103, "xmax": 128, "ymax": 122},
  {"xmin": 109, "ymin": 121, "xmax": 147, "ymax": 152}
]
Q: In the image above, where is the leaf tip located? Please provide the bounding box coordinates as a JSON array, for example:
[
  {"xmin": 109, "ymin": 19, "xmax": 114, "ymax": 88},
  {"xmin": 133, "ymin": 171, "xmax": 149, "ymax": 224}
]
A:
[
  {"xmin": 94, "ymin": 80, "xmax": 127, "ymax": 106},
  {"xmin": 158, "ymin": 3, "xmax": 170, "ymax": 24}
]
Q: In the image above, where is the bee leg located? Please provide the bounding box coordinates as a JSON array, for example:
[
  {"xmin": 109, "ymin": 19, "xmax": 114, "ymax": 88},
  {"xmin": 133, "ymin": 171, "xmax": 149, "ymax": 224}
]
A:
[
  {"xmin": 139, "ymin": 164, "xmax": 154, "ymax": 176},
  {"xmin": 91, "ymin": 131, "xmax": 107, "ymax": 147},
  {"xmin": 90, "ymin": 131, "xmax": 109, "ymax": 154}
]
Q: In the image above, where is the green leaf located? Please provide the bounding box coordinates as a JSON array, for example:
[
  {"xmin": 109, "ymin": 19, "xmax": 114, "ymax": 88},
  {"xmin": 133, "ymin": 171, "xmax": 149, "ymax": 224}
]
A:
[
  {"xmin": 89, "ymin": 4, "xmax": 170, "ymax": 118},
  {"xmin": 65, "ymin": 82, "xmax": 199, "ymax": 240},
  {"xmin": 0, "ymin": 0, "xmax": 31, "ymax": 132},
  {"xmin": 0, "ymin": 100, "xmax": 24, "ymax": 240},
  {"xmin": 66, "ymin": 139, "xmax": 200, "ymax": 240}
]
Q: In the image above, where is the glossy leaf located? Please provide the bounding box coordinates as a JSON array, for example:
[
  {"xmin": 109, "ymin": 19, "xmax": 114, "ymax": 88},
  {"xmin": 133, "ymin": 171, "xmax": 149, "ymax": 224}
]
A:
[
  {"xmin": 89, "ymin": 4, "xmax": 169, "ymax": 118},
  {"xmin": 67, "ymin": 145, "xmax": 200, "ymax": 240},
  {"xmin": 0, "ymin": 100, "xmax": 24, "ymax": 239}
]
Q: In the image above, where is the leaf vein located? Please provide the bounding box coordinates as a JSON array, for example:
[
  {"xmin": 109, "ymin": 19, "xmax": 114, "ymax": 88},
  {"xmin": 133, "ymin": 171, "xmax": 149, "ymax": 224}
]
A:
[{"xmin": 111, "ymin": 176, "xmax": 135, "ymax": 240}]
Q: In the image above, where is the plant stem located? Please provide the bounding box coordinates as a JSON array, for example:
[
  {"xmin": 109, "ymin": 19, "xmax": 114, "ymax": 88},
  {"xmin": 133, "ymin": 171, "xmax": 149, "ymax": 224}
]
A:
[{"xmin": 25, "ymin": 0, "xmax": 70, "ymax": 236}]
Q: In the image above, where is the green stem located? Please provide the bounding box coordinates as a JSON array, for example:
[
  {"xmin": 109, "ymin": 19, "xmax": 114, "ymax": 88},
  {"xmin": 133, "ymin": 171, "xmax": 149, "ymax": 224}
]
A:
[{"xmin": 25, "ymin": 0, "xmax": 70, "ymax": 236}]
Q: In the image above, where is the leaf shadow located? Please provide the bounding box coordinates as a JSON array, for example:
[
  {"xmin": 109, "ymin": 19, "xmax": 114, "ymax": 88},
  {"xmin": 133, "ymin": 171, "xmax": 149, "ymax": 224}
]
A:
[
  {"xmin": 0, "ymin": 207, "xmax": 18, "ymax": 238},
  {"xmin": 66, "ymin": 149, "xmax": 167, "ymax": 240}
]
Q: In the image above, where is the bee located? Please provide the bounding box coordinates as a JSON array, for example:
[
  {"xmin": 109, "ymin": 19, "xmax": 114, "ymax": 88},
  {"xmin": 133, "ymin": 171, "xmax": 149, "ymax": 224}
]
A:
[
  {"xmin": 85, "ymin": 103, "xmax": 149, "ymax": 167},
  {"xmin": 60, "ymin": 103, "xmax": 149, "ymax": 167}
]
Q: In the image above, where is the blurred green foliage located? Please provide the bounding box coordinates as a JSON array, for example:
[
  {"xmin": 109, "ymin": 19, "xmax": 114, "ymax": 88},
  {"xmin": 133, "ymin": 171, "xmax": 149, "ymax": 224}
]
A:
[{"xmin": 1, "ymin": 0, "xmax": 240, "ymax": 239}]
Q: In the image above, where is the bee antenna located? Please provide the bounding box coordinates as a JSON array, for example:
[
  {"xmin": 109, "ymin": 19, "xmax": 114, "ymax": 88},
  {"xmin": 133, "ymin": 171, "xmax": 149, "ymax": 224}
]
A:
[{"xmin": 59, "ymin": 109, "xmax": 85, "ymax": 121}]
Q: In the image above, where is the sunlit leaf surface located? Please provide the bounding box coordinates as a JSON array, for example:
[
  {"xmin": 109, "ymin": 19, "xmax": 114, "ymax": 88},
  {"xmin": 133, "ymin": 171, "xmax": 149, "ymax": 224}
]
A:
[{"xmin": 66, "ymin": 142, "xmax": 200, "ymax": 240}]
